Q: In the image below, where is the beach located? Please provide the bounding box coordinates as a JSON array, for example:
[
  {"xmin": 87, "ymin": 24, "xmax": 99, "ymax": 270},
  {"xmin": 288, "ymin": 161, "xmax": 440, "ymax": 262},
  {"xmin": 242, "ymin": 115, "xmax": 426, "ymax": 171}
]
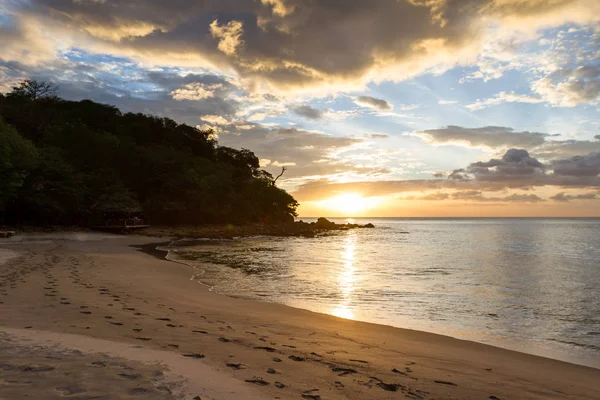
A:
[{"xmin": 1, "ymin": 233, "xmax": 599, "ymax": 400}]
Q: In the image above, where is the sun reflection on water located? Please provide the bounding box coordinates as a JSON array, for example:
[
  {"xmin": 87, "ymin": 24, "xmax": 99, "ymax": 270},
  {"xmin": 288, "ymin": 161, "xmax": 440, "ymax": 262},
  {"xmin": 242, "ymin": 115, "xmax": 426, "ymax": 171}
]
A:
[{"xmin": 331, "ymin": 233, "xmax": 356, "ymax": 320}]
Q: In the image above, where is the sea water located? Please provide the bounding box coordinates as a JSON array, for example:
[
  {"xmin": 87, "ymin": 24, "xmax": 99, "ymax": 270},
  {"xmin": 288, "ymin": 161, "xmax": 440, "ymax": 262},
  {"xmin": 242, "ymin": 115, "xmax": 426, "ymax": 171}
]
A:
[{"xmin": 164, "ymin": 218, "xmax": 600, "ymax": 368}]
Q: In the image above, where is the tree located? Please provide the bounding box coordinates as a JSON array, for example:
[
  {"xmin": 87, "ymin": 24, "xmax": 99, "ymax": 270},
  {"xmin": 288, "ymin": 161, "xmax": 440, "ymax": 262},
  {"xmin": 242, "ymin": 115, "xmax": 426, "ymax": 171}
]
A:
[
  {"xmin": 10, "ymin": 79, "xmax": 59, "ymax": 101},
  {"xmin": 0, "ymin": 88, "xmax": 300, "ymax": 225},
  {"xmin": 0, "ymin": 117, "xmax": 38, "ymax": 222}
]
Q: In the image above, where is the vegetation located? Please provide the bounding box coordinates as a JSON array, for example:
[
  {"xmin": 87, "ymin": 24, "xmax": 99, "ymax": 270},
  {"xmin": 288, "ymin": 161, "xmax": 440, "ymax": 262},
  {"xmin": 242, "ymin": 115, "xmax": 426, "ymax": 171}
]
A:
[{"xmin": 0, "ymin": 80, "xmax": 298, "ymax": 226}]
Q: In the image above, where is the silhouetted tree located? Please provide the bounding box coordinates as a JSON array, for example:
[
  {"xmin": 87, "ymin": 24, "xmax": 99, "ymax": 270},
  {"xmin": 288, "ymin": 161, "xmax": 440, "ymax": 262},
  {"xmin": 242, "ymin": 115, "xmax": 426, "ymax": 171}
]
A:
[
  {"xmin": 9, "ymin": 79, "xmax": 59, "ymax": 101},
  {"xmin": 0, "ymin": 80, "xmax": 299, "ymax": 226}
]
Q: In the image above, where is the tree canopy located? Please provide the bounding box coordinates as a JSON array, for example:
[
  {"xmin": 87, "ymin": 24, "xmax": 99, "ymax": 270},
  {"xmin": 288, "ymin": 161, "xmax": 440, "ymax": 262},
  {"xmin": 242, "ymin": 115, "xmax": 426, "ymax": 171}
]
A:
[{"xmin": 0, "ymin": 80, "xmax": 298, "ymax": 226}]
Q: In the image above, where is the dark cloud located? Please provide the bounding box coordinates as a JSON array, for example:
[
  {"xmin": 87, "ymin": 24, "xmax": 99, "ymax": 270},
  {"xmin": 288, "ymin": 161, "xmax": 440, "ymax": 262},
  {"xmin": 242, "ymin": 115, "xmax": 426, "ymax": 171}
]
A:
[
  {"xmin": 355, "ymin": 96, "xmax": 392, "ymax": 111},
  {"xmin": 550, "ymin": 192, "xmax": 598, "ymax": 202},
  {"xmin": 551, "ymin": 152, "xmax": 600, "ymax": 177},
  {"xmin": 417, "ymin": 126, "xmax": 551, "ymax": 148},
  {"xmin": 451, "ymin": 191, "xmax": 544, "ymax": 203},
  {"xmin": 7, "ymin": 0, "xmax": 592, "ymax": 91},
  {"xmin": 533, "ymin": 139, "xmax": 600, "ymax": 160},
  {"xmin": 459, "ymin": 149, "xmax": 546, "ymax": 183},
  {"xmin": 291, "ymin": 105, "xmax": 322, "ymax": 119}
]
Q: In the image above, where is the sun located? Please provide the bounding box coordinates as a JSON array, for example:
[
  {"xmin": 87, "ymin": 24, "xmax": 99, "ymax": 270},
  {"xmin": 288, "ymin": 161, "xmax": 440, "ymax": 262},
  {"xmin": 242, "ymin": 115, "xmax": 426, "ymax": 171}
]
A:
[{"xmin": 317, "ymin": 193, "xmax": 379, "ymax": 216}]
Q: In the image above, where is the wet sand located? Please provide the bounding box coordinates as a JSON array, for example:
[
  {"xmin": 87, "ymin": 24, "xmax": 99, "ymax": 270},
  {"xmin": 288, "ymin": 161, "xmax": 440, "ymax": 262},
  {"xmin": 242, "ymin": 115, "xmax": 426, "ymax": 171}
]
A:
[{"xmin": 1, "ymin": 233, "xmax": 599, "ymax": 399}]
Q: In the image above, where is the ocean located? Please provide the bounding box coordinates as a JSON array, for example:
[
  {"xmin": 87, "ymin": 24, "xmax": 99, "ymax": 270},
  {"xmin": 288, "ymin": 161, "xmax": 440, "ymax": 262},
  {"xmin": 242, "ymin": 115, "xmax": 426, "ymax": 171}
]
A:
[{"xmin": 164, "ymin": 218, "xmax": 598, "ymax": 367}]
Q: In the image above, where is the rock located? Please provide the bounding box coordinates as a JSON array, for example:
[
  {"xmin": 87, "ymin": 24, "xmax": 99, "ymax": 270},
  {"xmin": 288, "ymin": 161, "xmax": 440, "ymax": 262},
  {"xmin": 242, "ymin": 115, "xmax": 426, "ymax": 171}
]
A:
[{"xmin": 315, "ymin": 217, "xmax": 335, "ymax": 228}]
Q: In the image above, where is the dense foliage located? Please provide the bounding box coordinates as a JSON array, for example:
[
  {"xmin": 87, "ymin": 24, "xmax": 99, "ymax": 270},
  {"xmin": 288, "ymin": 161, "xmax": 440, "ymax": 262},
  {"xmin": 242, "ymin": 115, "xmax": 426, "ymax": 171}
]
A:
[{"xmin": 0, "ymin": 80, "xmax": 298, "ymax": 226}]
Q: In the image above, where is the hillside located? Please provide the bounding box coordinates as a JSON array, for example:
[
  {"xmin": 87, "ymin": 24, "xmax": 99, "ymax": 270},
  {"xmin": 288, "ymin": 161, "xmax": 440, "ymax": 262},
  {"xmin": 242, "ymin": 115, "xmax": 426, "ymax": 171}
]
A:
[{"xmin": 0, "ymin": 80, "xmax": 298, "ymax": 226}]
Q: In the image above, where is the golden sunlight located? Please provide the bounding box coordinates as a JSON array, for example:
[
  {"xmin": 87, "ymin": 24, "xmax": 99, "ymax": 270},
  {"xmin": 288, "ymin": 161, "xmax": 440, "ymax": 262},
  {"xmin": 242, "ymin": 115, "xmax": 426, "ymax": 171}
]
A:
[{"xmin": 315, "ymin": 193, "xmax": 381, "ymax": 216}]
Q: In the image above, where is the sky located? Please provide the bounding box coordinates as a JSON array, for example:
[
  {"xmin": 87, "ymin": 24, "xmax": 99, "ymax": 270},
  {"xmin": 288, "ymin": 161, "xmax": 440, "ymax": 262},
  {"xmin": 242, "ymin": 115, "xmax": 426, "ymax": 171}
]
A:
[{"xmin": 1, "ymin": 0, "xmax": 599, "ymax": 217}]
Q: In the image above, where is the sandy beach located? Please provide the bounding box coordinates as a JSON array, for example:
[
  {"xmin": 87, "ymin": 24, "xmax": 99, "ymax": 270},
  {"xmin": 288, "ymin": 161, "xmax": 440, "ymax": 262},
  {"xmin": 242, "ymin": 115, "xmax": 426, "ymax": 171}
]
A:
[{"xmin": 1, "ymin": 233, "xmax": 599, "ymax": 400}]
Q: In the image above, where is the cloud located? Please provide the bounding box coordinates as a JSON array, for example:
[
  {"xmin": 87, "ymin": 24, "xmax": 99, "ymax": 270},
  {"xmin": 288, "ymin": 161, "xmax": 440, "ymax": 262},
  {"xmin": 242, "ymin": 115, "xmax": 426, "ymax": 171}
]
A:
[
  {"xmin": 170, "ymin": 82, "xmax": 224, "ymax": 101},
  {"xmin": 416, "ymin": 126, "xmax": 550, "ymax": 148},
  {"xmin": 532, "ymin": 64, "xmax": 600, "ymax": 107},
  {"xmin": 354, "ymin": 96, "xmax": 393, "ymax": 111},
  {"xmin": 419, "ymin": 192, "xmax": 450, "ymax": 201},
  {"xmin": 533, "ymin": 139, "xmax": 600, "ymax": 160},
  {"xmin": 201, "ymin": 115, "xmax": 230, "ymax": 125},
  {"xmin": 217, "ymin": 124, "xmax": 367, "ymax": 178},
  {"xmin": 210, "ymin": 19, "xmax": 245, "ymax": 56},
  {"xmin": 367, "ymin": 133, "xmax": 389, "ymax": 139},
  {"xmin": 551, "ymin": 152, "xmax": 600, "ymax": 177},
  {"xmin": 438, "ymin": 99, "xmax": 458, "ymax": 105},
  {"xmin": 550, "ymin": 192, "xmax": 599, "ymax": 202},
  {"xmin": 451, "ymin": 190, "xmax": 545, "ymax": 203},
  {"xmin": 2, "ymin": 0, "xmax": 598, "ymax": 96},
  {"xmin": 291, "ymin": 105, "xmax": 322, "ymax": 119},
  {"xmin": 466, "ymin": 91, "xmax": 545, "ymax": 110}
]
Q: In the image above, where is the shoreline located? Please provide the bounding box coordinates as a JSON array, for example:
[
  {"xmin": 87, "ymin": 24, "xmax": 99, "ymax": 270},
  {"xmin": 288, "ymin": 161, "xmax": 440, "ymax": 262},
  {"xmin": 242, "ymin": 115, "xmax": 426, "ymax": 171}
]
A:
[
  {"xmin": 141, "ymin": 239, "xmax": 600, "ymax": 370},
  {"xmin": 1, "ymin": 233, "xmax": 599, "ymax": 399}
]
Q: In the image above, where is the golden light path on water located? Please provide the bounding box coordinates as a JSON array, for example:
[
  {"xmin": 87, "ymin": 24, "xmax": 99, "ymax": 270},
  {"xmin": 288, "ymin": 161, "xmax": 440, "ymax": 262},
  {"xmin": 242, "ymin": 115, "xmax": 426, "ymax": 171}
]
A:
[{"xmin": 331, "ymin": 231, "xmax": 357, "ymax": 320}]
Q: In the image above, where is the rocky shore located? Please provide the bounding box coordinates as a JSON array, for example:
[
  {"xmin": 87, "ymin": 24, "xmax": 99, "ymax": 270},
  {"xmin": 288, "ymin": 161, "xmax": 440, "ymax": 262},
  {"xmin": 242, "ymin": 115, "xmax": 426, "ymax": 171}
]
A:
[{"xmin": 140, "ymin": 218, "xmax": 375, "ymax": 239}]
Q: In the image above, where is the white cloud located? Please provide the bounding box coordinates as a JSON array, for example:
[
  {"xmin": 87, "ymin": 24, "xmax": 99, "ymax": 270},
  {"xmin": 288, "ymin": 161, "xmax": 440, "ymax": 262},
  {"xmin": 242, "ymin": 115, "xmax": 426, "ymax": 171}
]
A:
[
  {"xmin": 466, "ymin": 91, "xmax": 545, "ymax": 110},
  {"xmin": 170, "ymin": 82, "xmax": 223, "ymax": 101},
  {"xmin": 201, "ymin": 114, "xmax": 230, "ymax": 125},
  {"xmin": 438, "ymin": 99, "xmax": 458, "ymax": 105}
]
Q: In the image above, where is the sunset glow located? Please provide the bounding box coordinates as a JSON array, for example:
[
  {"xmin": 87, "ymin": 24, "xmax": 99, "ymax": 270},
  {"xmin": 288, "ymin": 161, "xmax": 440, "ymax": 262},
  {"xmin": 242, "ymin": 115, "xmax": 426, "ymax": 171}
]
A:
[
  {"xmin": 314, "ymin": 194, "xmax": 383, "ymax": 216},
  {"xmin": 1, "ymin": 1, "xmax": 598, "ymax": 217}
]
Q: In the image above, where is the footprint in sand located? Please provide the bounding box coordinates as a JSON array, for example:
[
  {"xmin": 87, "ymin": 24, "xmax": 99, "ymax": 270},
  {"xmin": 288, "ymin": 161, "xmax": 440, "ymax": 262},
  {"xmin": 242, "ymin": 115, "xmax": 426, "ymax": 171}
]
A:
[
  {"xmin": 266, "ymin": 368, "xmax": 277, "ymax": 374},
  {"xmin": 245, "ymin": 377, "xmax": 269, "ymax": 386},
  {"xmin": 274, "ymin": 382, "xmax": 285, "ymax": 389},
  {"xmin": 254, "ymin": 346, "xmax": 276, "ymax": 352},
  {"xmin": 301, "ymin": 389, "xmax": 321, "ymax": 400},
  {"xmin": 192, "ymin": 330, "xmax": 208, "ymax": 334},
  {"xmin": 132, "ymin": 328, "xmax": 143, "ymax": 332},
  {"xmin": 118, "ymin": 373, "xmax": 141, "ymax": 380},
  {"xmin": 226, "ymin": 363, "xmax": 244, "ymax": 370},
  {"xmin": 91, "ymin": 361, "xmax": 106, "ymax": 367},
  {"xmin": 55, "ymin": 386, "xmax": 87, "ymax": 395},
  {"xmin": 80, "ymin": 311, "xmax": 92, "ymax": 315},
  {"xmin": 219, "ymin": 337, "xmax": 231, "ymax": 343},
  {"xmin": 289, "ymin": 355, "xmax": 305, "ymax": 362},
  {"xmin": 331, "ymin": 367, "xmax": 356, "ymax": 376},
  {"xmin": 434, "ymin": 380, "xmax": 457, "ymax": 386},
  {"xmin": 182, "ymin": 353, "xmax": 205, "ymax": 359},
  {"xmin": 109, "ymin": 322, "xmax": 123, "ymax": 326},
  {"xmin": 135, "ymin": 337, "xmax": 152, "ymax": 341}
]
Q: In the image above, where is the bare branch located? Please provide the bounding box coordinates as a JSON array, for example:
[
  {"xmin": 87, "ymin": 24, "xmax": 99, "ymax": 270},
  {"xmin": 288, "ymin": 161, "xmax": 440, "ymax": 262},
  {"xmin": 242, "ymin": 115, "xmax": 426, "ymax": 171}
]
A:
[{"xmin": 273, "ymin": 167, "xmax": 287, "ymax": 185}]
